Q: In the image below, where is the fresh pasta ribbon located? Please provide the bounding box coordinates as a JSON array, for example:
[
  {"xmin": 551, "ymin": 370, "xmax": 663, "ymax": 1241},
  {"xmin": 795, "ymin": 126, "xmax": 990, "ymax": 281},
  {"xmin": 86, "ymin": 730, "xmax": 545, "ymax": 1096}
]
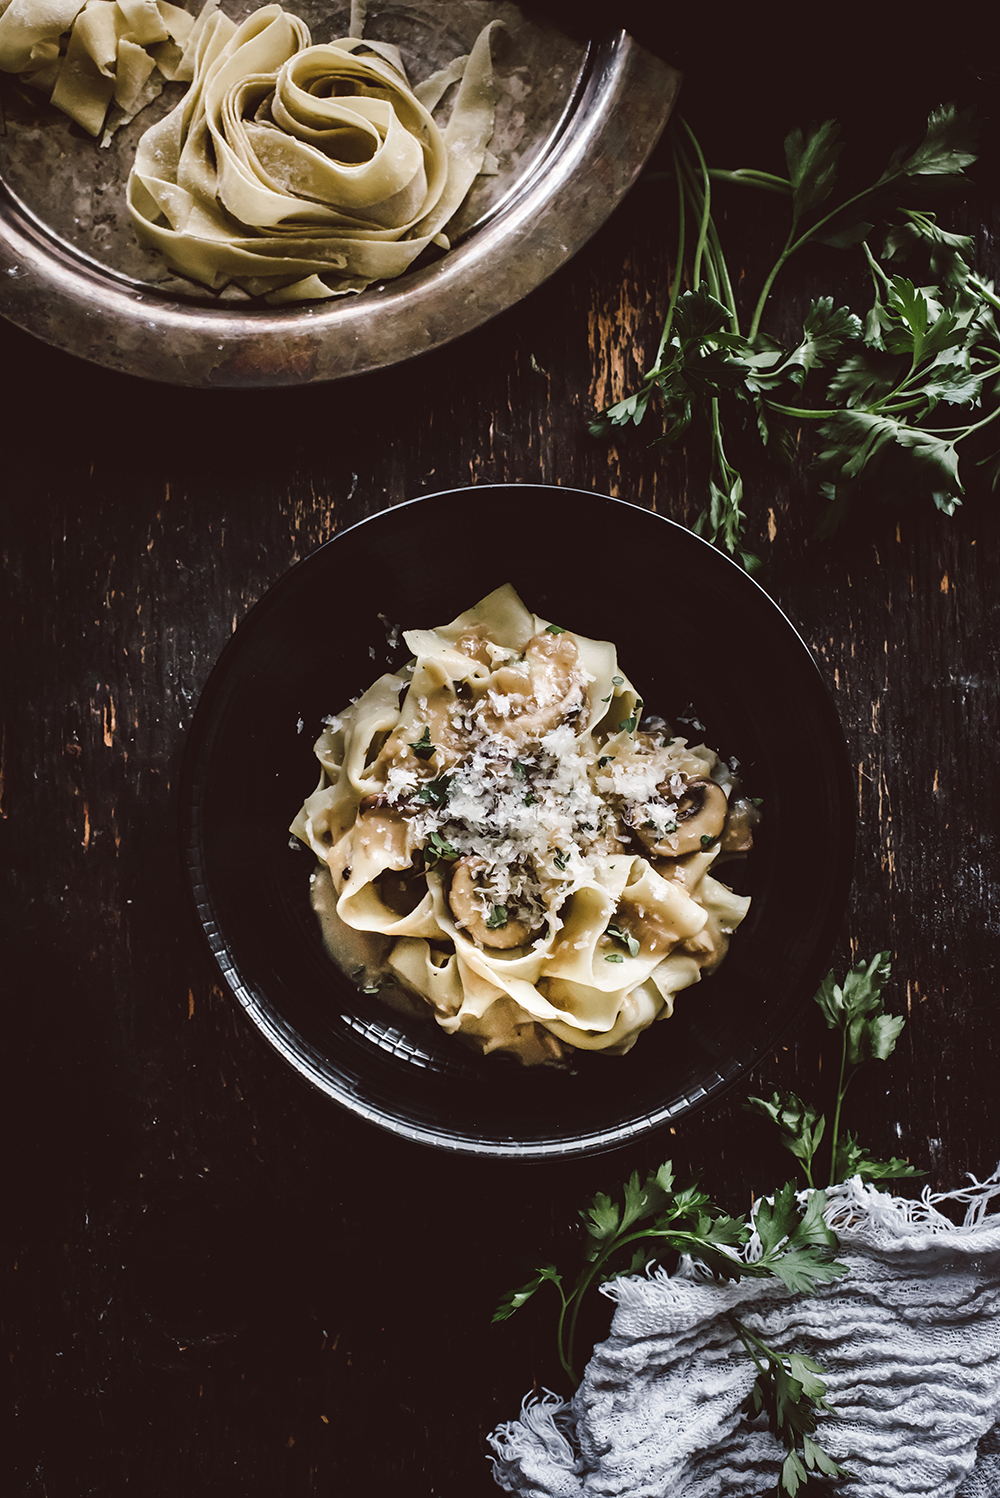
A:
[
  {"xmin": 125, "ymin": 3, "xmax": 500, "ymax": 300},
  {"xmin": 291, "ymin": 586, "xmax": 756, "ymax": 1066},
  {"xmin": 0, "ymin": 0, "xmax": 195, "ymax": 138}
]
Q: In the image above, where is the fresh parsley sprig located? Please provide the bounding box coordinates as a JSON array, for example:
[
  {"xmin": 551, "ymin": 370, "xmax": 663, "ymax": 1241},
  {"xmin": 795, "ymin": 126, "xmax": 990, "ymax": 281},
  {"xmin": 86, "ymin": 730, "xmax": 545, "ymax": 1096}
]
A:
[
  {"xmin": 748, "ymin": 952, "xmax": 924, "ymax": 1188},
  {"xmin": 494, "ymin": 1162, "xmax": 848, "ymax": 1491},
  {"xmin": 494, "ymin": 955, "xmax": 926, "ymax": 1494},
  {"xmin": 732, "ymin": 1315, "xmax": 851, "ymax": 1496},
  {"xmin": 593, "ymin": 103, "xmax": 993, "ymax": 562},
  {"xmin": 495, "ymin": 1164, "xmax": 848, "ymax": 1491}
]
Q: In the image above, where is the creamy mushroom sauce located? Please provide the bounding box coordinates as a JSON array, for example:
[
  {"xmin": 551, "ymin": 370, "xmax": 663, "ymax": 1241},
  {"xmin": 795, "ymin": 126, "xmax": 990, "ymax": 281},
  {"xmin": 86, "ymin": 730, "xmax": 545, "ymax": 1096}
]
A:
[{"xmin": 291, "ymin": 586, "xmax": 756, "ymax": 1066}]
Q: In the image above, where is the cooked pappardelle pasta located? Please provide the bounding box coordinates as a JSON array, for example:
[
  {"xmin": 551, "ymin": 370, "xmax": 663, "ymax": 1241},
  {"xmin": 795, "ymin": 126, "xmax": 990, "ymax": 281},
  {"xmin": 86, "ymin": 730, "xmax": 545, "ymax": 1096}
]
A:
[{"xmin": 291, "ymin": 586, "xmax": 758, "ymax": 1066}]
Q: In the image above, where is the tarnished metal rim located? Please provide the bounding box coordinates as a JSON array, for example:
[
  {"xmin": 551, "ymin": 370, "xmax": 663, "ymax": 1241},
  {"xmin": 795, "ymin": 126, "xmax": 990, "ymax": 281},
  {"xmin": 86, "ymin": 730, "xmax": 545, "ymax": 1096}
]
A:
[{"xmin": 0, "ymin": 30, "xmax": 678, "ymax": 387}]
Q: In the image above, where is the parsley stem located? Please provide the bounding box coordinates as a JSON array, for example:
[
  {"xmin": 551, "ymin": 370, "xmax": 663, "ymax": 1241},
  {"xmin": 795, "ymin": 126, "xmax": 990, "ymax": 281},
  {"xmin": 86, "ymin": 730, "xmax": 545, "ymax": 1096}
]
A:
[
  {"xmin": 766, "ymin": 402, "xmax": 831, "ymax": 421},
  {"xmin": 707, "ymin": 214, "xmax": 740, "ymax": 330},
  {"xmin": 654, "ymin": 138, "xmax": 688, "ymax": 366},
  {"xmin": 678, "ymin": 116, "xmax": 712, "ymax": 291},
  {"xmin": 971, "ymin": 274, "xmax": 1000, "ymax": 315},
  {"xmin": 868, "ymin": 397, "xmax": 930, "ymax": 416},
  {"xmin": 788, "ymin": 171, "xmax": 907, "ymax": 263},
  {"xmin": 563, "ymin": 1221, "xmax": 753, "ymax": 1382},
  {"xmin": 749, "ymin": 236, "xmax": 796, "ymax": 342},
  {"xmin": 674, "ymin": 131, "xmax": 740, "ymax": 332},
  {"xmin": 562, "ymin": 1256, "xmax": 608, "ymax": 1385},
  {"xmin": 708, "ymin": 167, "xmax": 792, "ymax": 196},
  {"xmin": 828, "ymin": 1027, "xmax": 850, "ymax": 1186},
  {"xmin": 727, "ymin": 1313, "xmax": 772, "ymax": 1374},
  {"xmin": 862, "ymin": 240, "xmax": 893, "ymax": 290},
  {"xmin": 553, "ymin": 1282, "xmax": 576, "ymax": 1385},
  {"xmin": 927, "ymin": 405, "xmax": 1000, "ymax": 437},
  {"xmin": 752, "ymin": 151, "xmax": 947, "ymax": 342}
]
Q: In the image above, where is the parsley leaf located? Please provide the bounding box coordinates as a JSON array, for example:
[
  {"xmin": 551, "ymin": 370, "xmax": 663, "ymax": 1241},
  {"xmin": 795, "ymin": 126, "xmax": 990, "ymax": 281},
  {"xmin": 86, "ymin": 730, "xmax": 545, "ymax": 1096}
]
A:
[
  {"xmin": 486, "ymin": 904, "xmax": 508, "ymax": 930},
  {"xmin": 746, "ymin": 1089, "xmax": 826, "ymax": 1180},
  {"xmin": 409, "ymin": 726, "xmax": 436, "ymax": 760},
  {"xmin": 606, "ymin": 922, "xmax": 639, "ymax": 958},
  {"xmin": 835, "ymin": 1133, "xmax": 925, "ymax": 1186},
  {"xmin": 423, "ymin": 829, "xmax": 459, "ymax": 866},
  {"xmin": 883, "ymin": 209, "xmax": 974, "ymax": 288},
  {"xmin": 784, "ymin": 118, "xmax": 843, "ymax": 226},
  {"xmin": 415, "ymin": 773, "xmax": 453, "ymax": 807},
  {"xmin": 882, "ymin": 101, "xmax": 978, "ymax": 183},
  {"xmin": 491, "ymin": 1264, "xmax": 562, "ymax": 1323}
]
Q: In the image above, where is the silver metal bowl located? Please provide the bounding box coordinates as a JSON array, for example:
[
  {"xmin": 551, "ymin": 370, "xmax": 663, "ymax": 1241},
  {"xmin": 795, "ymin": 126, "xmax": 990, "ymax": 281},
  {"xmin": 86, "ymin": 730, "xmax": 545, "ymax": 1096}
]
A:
[{"xmin": 0, "ymin": 2, "xmax": 678, "ymax": 385}]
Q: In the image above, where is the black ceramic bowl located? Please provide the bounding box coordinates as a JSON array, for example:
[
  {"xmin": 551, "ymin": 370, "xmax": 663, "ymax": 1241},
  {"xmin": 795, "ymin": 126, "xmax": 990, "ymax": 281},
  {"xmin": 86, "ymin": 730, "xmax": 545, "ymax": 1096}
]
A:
[{"xmin": 180, "ymin": 486, "xmax": 854, "ymax": 1157}]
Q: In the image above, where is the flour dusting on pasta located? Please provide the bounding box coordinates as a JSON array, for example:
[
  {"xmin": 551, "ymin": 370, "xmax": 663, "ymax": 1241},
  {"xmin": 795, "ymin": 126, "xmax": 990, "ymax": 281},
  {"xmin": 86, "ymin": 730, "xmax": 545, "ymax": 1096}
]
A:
[{"xmin": 291, "ymin": 586, "xmax": 757, "ymax": 1066}]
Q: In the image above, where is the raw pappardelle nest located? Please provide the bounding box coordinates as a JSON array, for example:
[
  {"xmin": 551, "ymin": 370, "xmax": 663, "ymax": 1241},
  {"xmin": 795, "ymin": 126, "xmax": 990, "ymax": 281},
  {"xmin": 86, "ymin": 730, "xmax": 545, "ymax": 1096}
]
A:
[
  {"xmin": 126, "ymin": 2, "xmax": 500, "ymax": 301},
  {"xmin": 292, "ymin": 586, "xmax": 759, "ymax": 1068}
]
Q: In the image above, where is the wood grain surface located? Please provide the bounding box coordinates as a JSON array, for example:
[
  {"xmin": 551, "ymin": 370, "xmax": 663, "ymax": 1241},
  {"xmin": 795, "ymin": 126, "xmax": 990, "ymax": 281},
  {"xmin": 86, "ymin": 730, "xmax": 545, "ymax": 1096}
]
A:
[{"xmin": 4, "ymin": 9, "xmax": 999, "ymax": 1496}]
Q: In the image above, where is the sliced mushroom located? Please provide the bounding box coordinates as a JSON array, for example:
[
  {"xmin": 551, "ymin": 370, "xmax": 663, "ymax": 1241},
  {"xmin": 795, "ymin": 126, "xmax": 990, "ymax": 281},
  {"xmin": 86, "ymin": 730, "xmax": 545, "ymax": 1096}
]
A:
[
  {"xmin": 717, "ymin": 794, "xmax": 761, "ymax": 860},
  {"xmin": 447, "ymin": 857, "xmax": 540, "ymax": 949},
  {"xmin": 672, "ymin": 778, "xmax": 729, "ymax": 855},
  {"xmin": 631, "ymin": 776, "xmax": 729, "ymax": 858},
  {"xmin": 483, "ymin": 629, "xmax": 582, "ymax": 740}
]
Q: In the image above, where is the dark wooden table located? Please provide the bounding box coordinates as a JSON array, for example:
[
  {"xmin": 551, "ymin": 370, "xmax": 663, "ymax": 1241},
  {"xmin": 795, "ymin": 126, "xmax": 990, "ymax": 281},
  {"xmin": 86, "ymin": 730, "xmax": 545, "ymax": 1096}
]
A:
[{"xmin": 5, "ymin": 10, "xmax": 999, "ymax": 1495}]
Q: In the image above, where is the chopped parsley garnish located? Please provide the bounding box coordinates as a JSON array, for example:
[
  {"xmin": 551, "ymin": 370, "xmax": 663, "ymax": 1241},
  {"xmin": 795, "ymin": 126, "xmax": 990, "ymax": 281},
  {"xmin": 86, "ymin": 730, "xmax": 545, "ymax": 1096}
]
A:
[
  {"xmin": 512, "ymin": 760, "xmax": 527, "ymax": 780},
  {"xmin": 752, "ymin": 797, "xmax": 764, "ymax": 808},
  {"xmin": 415, "ymin": 773, "xmax": 453, "ymax": 807},
  {"xmin": 606, "ymin": 921, "xmax": 640, "ymax": 958},
  {"xmin": 619, "ymin": 716, "xmax": 638, "ymax": 735},
  {"xmin": 553, "ymin": 850, "xmax": 568, "ymax": 872},
  {"xmin": 361, "ymin": 983, "xmax": 382, "ymax": 995},
  {"xmin": 701, "ymin": 833, "xmax": 719, "ymax": 848},
  {"xmin": 486, "ymin": 904, "xmax": 509, "ymax": 930},
  {"xmin": 524, "ymin": 793, "xmax": 537, "ymax": 806},
  {"xmin": 424, "ymin": 830, "xmax": 459, "ymax": 865},
  {"xmin": 409, "ymin": 726, "xmax": 436, "ymax": 760},
  {"xmin": 597, "ymin": 755, "xmax": 614, "ymax": 767},
  {"xmin": 604, "ymin": 951, "xmax": 624, "ymax": 963},
  {"xmin": 612, "ymin": 676, "xmax": 624, "ymax": 686},
  {"xmin": 546, "ymin": 624, "xmax": 566, "ymax": 635}
]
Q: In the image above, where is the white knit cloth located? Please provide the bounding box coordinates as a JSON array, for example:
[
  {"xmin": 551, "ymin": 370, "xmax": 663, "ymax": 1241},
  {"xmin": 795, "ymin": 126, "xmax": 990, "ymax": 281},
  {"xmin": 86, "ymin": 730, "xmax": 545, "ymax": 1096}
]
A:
[{"xmin": 489, "ymin": 1173, "xmax": 1000, "ymax": 1498}]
